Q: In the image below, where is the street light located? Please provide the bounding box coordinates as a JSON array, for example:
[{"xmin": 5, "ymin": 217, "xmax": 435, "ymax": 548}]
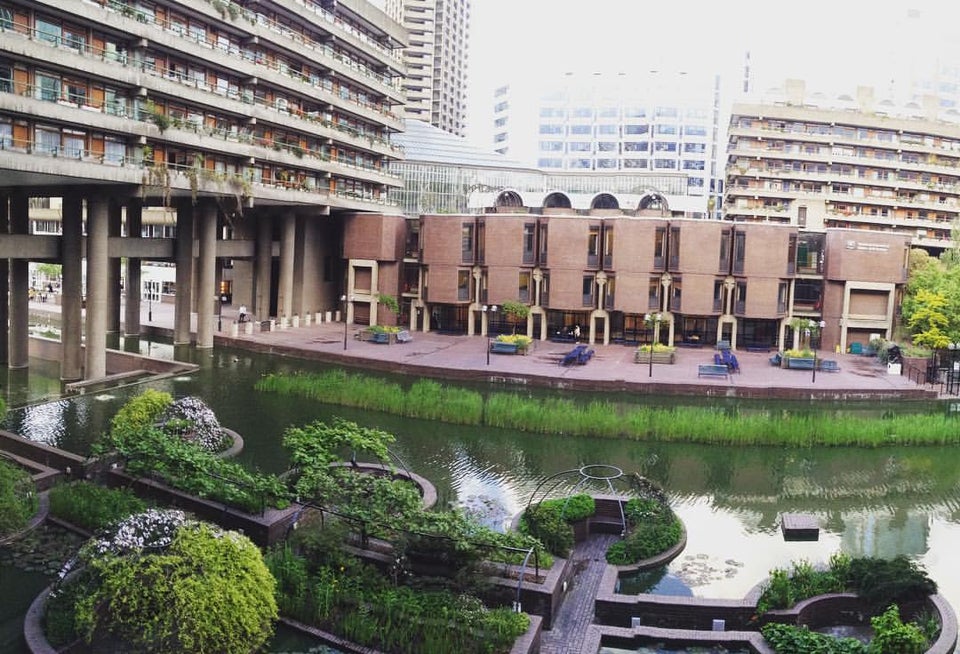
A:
[
  {"xmin": 483, "ymin": 304, "xmax": 498, "ymax": 365},
  {"xmin": 644, "ymin": 312, "xmax": 662, "ymax": 378},
  {"xmin": 340, "ymin": 294, "xmax": 352, "ymax": 350},
  {"xmin": 812, "ymin": 319, "xmax": 826, "ymax": 383}
]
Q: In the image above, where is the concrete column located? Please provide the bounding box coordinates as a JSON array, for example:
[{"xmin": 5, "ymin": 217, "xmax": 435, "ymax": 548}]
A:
[
  {"xmin": 0, "ymin": 195, "xmax": 8, "ymax": 366},
  {"xmin": 196, "ymin": 202, "xmax": 218, "ymax": 348},
  {"xmin": 8, "ymin": 193, "xmax": 29, "ymax": 369},
  {"xmin": 254, "ymin": 214, "xmax": 273, "ymax": 319},
  {"xmin": 173, "ymin": 200, "xmax": 195, "ymax": 345},
  {"xmin": 84, "ymin": 197, "xmax": 109, "ymax": 380},
  {"xmin": 299, "ymin": 217, "xmax": 321, "ymax": 317},
  {"xmin": 61, "ymin": 194, "xmax": 84, "ymax": 381},
  {"xmin": 106, "ymin": 199, "xmax": 122, "ymax": 335},
  {"xmin": 124, "ymin": 199, "xmax": 142, "ymax": 336},
  {"xmin": 277, "ymin": 212, "xmax": 296, "ymax": 321}
]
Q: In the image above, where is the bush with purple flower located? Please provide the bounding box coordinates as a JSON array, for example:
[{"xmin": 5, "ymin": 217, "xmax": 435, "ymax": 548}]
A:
[{"xmin": 157, "ymin": 396, "xmax": 228, "ymax": 453}]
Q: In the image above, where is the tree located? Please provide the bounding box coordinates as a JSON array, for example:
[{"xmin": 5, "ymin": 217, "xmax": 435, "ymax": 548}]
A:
[
  {"xmin": 907, "ymin": 288, "xmax": 952, "ymax": 349},
  {"xmin": 500, "ymin": 300, "xmax": 530, "ymax": 334}
]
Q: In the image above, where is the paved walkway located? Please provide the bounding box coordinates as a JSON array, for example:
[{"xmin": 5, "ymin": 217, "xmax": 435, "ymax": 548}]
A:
[
  {"xmin": 540, "ymin": 534, "xmax": 619, "ymax": 654},
  {"xmin": 27, "ymin": 298, "xmax": 942, "ymax": 400}
]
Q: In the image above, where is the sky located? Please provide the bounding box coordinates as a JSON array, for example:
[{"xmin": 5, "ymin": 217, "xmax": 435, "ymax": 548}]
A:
[{"xmin": 464, "ymin": 0, "xmax": 960, "ymax": 145}]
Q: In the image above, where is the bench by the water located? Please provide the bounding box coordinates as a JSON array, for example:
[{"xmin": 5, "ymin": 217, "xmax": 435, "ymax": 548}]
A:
[
  {"xmin": 560, "ymin": 344, "xmax": 594, "ymax": 366},
  {"xmin": 820, "ymin": 359, "xmax": 839, "ymax": 372},
  {"xmin": 698, "ymin": 363, "xmax": 729, "ymax": 379}
]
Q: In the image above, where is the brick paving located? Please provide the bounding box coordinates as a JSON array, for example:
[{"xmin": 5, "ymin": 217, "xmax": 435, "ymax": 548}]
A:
[{"xmin": 540, "ymin": 534, "xmax": 619, "ymax": 654}]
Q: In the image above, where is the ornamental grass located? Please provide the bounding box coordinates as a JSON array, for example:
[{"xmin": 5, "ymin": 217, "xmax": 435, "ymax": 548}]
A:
[{"xmin": 255, "ymin": 370, "xmax": 960, "ymax": 447}]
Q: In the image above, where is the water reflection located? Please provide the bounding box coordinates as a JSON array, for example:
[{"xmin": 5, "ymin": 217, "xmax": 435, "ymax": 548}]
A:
[{"xmin": 3, "ymin": 342, "xmax": 960, "ymax": 613}]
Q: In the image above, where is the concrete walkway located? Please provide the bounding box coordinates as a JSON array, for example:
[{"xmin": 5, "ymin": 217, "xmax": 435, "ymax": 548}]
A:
[{"xmin": 28, "ymin": 298, "xmax": 941, "ymax": 401}]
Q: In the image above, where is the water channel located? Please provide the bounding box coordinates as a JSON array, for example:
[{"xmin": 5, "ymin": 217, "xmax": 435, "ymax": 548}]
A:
[{"xmin": 3, "ymin": 341, "xmax": 960, "ymax": 652}]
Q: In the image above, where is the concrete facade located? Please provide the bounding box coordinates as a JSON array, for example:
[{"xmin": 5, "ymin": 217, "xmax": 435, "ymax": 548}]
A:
[{"xmin": 1, "ymin": 0, "xmax": 407, "ymax": 379}]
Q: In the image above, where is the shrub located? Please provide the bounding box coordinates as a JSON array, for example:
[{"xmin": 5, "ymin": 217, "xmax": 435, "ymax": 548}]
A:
[
  {"xmin": 761, "ymin": 623, "xmax": 867, "ymax": 654},
  {"xmin": 0, "ymin": 395, "xmax": 6, "ymax": 419},
  {"xmin": 109, "ymin": 388, "xmax": 172, "ymax": 441},
  {"xmin": 844, "ymin": 556, "xmax": 937, "ymax": 614},
  {"xmin": 495, "ymin": 333, "xmax": 533, "ymax": 348},
  {"xmin": 0, "ymin": 457, "xmax": 36, "ymax": 536},
  {"xmin": 48, "ymin": 481, "xmax": 147, "ymax": 532},
  {"xmin": 518, "ymin": 495, "xmax": 594, "ymax": 558},
  {"xmin": 636, "ymin": 343, "xmax": 676, "ymax": 353},
  {"xmin": 157, "ymin": 395, "xmax": 228, "ymax": 453},
  {"xmin": 869, "ymin": 604, "xmax": 929, "ymax": 654},
  {"xmin": 55, "ymin": 510, "xmax": 278, "ymax": 654}
]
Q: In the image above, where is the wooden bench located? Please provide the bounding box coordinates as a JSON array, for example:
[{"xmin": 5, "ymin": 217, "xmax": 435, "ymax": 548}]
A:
[
  {"xmin": 396, "ymin": 330, "xmax": 412, "ymax": 343},
  {"xmin": 490, "ymin": 341, "xmax": 519, "ymax": 355},
  {"xmin": 698, "ymin": 363, "xmax": 729, "ymax": 379}
]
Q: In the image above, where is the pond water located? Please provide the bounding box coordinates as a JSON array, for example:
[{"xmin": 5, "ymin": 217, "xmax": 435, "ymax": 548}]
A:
[{"xmin": 3, "ymin": 341, "xmax": 960, "ymax": 649}]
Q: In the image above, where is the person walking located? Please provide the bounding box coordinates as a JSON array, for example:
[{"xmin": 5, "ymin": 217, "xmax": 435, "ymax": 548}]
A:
[{"xmin": 238, "ymin": 304, "xmax": 247, "ymax": 323}]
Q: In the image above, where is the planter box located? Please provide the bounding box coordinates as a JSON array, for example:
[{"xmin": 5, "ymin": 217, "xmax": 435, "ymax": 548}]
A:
[
  {"xmin": 784, "ymin": 357, "xmax": 816, "ymax": 370},
  {"xmin": 634, "ymin": 351, "xmax": 675, "ymax": 364}
]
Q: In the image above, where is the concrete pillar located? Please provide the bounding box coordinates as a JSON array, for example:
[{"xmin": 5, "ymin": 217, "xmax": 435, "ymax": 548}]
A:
[
  {"xmin": 173, "ymin": 200, "xmax": 195, "ymax": 345},
  {"xmin": 8, "ymin": 193, "xmax": 29, "ymax": 369},
  {"xmin": 84, "ymin": 197, "xmax": 109, "ymax": 380},
  {"xmin": 0, "ymin": 195, "xmax": 8, "ymax": 366},
  {"xmin": 196, "ymin": 202, "xmax": 218, "ymax": 348},
  {"xmin": 277, "ymin": 212, "xmax": 296, "ymax": 321},
  {"xmin": 61, "ymin": 194, "xmax": 84, "ymax": 381},
  {"xmin": 106, "ymin": 199, "xmax": 122, "ymax": 335},
  {"xmin": 254, "ymin": 214, "xmax": 273, "ymax": 319},
  {"xmin": 124, "ymin": 199, "xmax": 142, "ymax": 336}
]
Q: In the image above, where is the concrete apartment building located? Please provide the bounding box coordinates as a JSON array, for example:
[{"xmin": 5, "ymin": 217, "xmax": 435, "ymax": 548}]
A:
[
  {"xmin": 490, "ymin": 71, "xmax": 724, "ymax": 219},
  {"xmin": 725, "ymin": 79, "xmax": 960, "ymax": 254},
  {"xmin": 0, "ymin": 0, "xmax": 407, "ymax": 380},
  {"xmin": 384, "ymin": 0, "xmax": 469, "ymax": 136}
]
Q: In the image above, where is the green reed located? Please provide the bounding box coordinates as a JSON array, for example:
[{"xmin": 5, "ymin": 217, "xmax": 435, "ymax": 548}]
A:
[{"xmin": 256, "ymin": 371, "xmax": 960, "ymax": 447}]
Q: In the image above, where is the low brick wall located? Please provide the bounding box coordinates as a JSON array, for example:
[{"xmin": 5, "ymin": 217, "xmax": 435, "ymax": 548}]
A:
[{"xmin": 0, "ymin": 430, "xmax": 87, "ymax": 476}]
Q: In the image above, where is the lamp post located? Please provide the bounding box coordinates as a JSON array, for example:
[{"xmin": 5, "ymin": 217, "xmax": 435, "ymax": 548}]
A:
[
  {"xmin": 812, "ymin": 320, "xmax": 826, "ymax": 383},
  {"xmin": 644, "ymin": 312, "xmax": 662, "ymax": 378},
  {"xmin": 340, "ymin": 294, "xmax": 351, "ymax": 350},
  {"xmin": 483, "ymin": 304, "xmax": 498, "ymax": 365}
]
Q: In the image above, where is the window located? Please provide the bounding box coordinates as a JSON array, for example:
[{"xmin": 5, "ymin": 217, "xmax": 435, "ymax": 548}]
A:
[
  {"xmin": 63, "ymin": 25, "xmax": 86, "ymax": 52},
  {"xmin": 457, "ymin": 270, "xmax": 470, "ymax": 301},
  {"xmin": 668, "ymin": 227, "xmax": 680, "ymax": 270},
  {"xmin": 62, "ymin": 130, "xmax": 85, "ymax": 158},
  {"xmin": 35, "ymin": 72, "xmax": 60, "ymax": 102},
  {"xmin": 0, "ymin": 121, "xmax": 12, "ymax": 149},
  {"xmin": 461, "ymin": 223, "xmax": 474, "ymax": 263},
  {"xmin": 654, "ymin": 142, "xmax": 677, "ymax": 152},
  {"xmin": 624, "ymin": 124, "xmax": 649, "ymax": 135},
  {"xmin": 104, "ymin": 138, "xmax": 125, "ymax": 164},
  {"xmin": 34, "ymin": 126, "xmax": 60, "ymax": 155},
  {"xmin": 36, "ymin": 17, "xmax": 61, "ymax": 46},
  {"xmin": 670, "ymin": 278, "xmax": 682, "ymax": 311},
  {"xmin": 654, "ymin": 227, "xmax": 666, "ymax": 269},
  {"xmin": 624, "ymin": 141, "xmax": 648, "ymax": 152},
  {"xmin": 570, "ymin": 125, "xmax": 591, "ymax": 135},
  {"xmin": 522, "ymin": 223, "xmax": 535, "ymax": 264},
  {"xmin": 0, "ymin": 7, "xmax": 12, "ymax": 29},
  {"xmin": 538, "ymin": 224, "xmax": 548, "ymax": 265},
  {"xmin": 569, "ymin": 142, "xmax": 591, "ymax": 152},
  {"xmin": 476, "ymin": 221, "xmax": 485, "ymax": 264},
  {"xmin": 683, "ymin": 125, "xmax": 708, "ymax": 137},
  {"xmin": 778, "ymin": 282, "xmax": 788, "ymax": 314},
  {"xmin": 682, "ymin": 160, "xmax": 705, "ymax": 170},
  {"xmin": 587, "ymin": 225, "xmax": 600, "ymax": 267},
  {"xmin": 787, "ymin": 234, "xmax": 797, "ymax": 274},
  {"xmin": 623, "ymin": 159, "xmax": 648, "ymax": 168},
  {"xmin": 0, "ymin": 63, "xmax": 11, "ymax": 93},
  {"xmin": 64, "ymin": 78, "xmax": 86, "ymax": 105},
  {"xmin": 104, "ymin": 88, "xmax": 126, "ymax": 116},
  {"xmin": 603, "ymin": 226, "xmax": 614, "ymax": 268},
  {"xmin": 733, "ymin": 231, "xmax": 746, "ymax": 274},
  {"xmin": 598, "ymin": 124, "xmax": 618, "ymax": 135},
  {"xmin": 519, "ymin": 270, "xmax": 530, "ymax": 303},
  {"xmin": 734, "ymin": 281, "xmax": 747, "ymax": 314},
  {"xmin": 648, "ymin": 277, "xmax": 661, "ymax": 310},
  {"xmin": 539, "ymin": 141, "xmax": 563, "ymax": 152},
  {"xmin": 654, "ymin": 159, "xmax": 677, "ymax": 169},
  {"xmin": 719, "ymin": 229, "xmax": 731, "ymax": 273},
  {"xmin": 582, "ymin": 275, "xmax": 595, "ymax": 307},
  {"xmin": 605, "ymin": 277, "xmax": 616, "ymax": 309},
  {"xmin": 655, "ymin": 124, "xmax": 677, "ymax": 135},
  {"xmin": 713, "ymin": 280, "xmax": 724, "ymax": 312}
]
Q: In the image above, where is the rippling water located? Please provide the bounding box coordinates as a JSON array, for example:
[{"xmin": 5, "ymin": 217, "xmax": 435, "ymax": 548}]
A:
[{"xmin": 4, "ymin": 343, "xmax": 960, "ymax": 621}]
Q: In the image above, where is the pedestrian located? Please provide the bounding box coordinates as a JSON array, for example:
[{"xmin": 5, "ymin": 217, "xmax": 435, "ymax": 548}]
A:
[
  {"xmin": 47, "ymin": 283, "xmax": 54, "ymax": 295},
  {"xmin": 573, "ymin": 324, "xmax": 581, "ymax": 341},
  {"xmin": 238, "ymin": 304, "xmax": 247, "ymax": 323}
]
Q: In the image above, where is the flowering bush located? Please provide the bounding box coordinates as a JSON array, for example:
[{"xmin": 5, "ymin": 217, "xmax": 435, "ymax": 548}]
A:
[
  {"xmin": 495, "ymin": 333, "xmax": 532, "ymax": 348},
  {"xmin": 637, "ymin": 343, "xmax": 676, "ymax": 353},
  {"xmin": 50, "ymin": 509, "xmax": 278, "ymax": 653},
  {"xmin": 158, "ymin": 396, "xmax": 227, "ymax": 452}
]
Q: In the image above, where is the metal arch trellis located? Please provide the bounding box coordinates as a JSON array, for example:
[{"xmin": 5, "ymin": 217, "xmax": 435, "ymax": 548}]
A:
[{"xmin": 525, "ymin": 464, "xmax": 629, "ymax": 538}]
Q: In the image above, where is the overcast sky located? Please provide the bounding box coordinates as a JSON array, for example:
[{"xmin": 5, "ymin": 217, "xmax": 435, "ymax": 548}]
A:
[{"xmin": 465, "ymin": 0, "xmax": 960, "ymax": 144}]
